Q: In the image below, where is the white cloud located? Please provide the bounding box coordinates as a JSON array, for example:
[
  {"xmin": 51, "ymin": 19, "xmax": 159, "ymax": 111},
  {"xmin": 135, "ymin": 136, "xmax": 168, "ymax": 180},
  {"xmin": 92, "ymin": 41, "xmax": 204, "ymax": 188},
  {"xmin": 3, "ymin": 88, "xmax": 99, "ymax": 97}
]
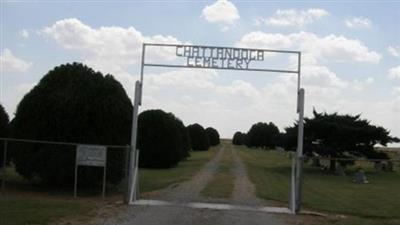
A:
[
  {"xmin": 35, "ymin": 18, "xmax": 399, "ymax": 141},
  {"xmin": 0, "ymin": 49, "xmax": 32, "ymax": 73},
  {"xmin": 146, "ymin": 69, "xmax": 218, "ymax": 91},
  {"xmin": 260, "ymin": 8, "xmax": 328, "ymax": 27},
  {"xmin": 388, "ymin": 66, "xmax": 400, "ymax": 79},
  {"xmin": 236, "ymin": 31, "xmax": 379, "ymax": 89},
  {"xmin": 236, "ymin": 32, "xmax": 293, "ymax": 49},
  {"xmin": 201, "ymin": 0, "xmax": 240, "ymax": 31},
  {"xmin": 393, "ymin": 87, "xmax": 400, "ymax": 97},
  {"xmin": 2, "ymin": 82, "xmax": 36, "ymax": 118},
  {"xmin": 237, "ymin": 31, "xmax": 381, "ymax": 63},
  {"xmin": 19, "ymin": 29, "xmax": 29, "ymax": 39},
  {"xmin": 235, "ymin": 30, "xmax": 382, "ymax": 102},
  {"xmin": 388, "ymin": 46, "xmax": 400, "ymax": 58},
  {"xmin": 345, "ymin": 17, "xmax": 372, "ymax": 29},
  {"xmin": 352, "ymin": 77, "xmax": 374, "ymax": 91},
  {"xmin": 141, "ymin": 66, "xmax": 400, "ymax": 140},
  {"xmin": 41, "ymin": 18, "xmax": 182, "ymax": 75}
]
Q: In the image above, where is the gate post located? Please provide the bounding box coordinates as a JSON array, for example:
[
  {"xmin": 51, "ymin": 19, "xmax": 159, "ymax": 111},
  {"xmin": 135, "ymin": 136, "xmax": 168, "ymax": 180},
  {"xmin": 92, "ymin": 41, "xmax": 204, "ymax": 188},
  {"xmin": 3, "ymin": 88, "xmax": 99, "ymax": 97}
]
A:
[
  {"xmin": 291, "ymin": 88, "xmax": 305, "ymax": 213},
  {"xmin": 127, "ymin": 81, "xmax": 142, "ymax": 204}
]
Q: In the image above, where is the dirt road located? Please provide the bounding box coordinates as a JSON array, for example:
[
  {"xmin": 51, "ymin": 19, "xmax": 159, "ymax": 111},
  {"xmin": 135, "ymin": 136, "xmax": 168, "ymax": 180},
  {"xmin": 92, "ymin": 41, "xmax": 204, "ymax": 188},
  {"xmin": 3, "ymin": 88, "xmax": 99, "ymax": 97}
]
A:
[{"xmin": 95, "ymin": 144, "xmax": 285, "ymax": 225}]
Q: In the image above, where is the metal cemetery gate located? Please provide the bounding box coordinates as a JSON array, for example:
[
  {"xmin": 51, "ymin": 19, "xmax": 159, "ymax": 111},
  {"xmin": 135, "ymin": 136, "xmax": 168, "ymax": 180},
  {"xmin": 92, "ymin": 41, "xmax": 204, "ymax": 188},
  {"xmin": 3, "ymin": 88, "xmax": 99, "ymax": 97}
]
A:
[{"xmin": 127, "ymin": 43, "xmax": 305, "ymax": 214}]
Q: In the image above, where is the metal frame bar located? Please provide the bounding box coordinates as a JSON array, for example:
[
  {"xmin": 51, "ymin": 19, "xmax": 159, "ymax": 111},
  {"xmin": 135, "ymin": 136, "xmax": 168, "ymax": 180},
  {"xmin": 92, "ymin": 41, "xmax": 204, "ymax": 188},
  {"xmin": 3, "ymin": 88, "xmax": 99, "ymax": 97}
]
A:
[
  {"xmin": 144, "ymin": 43, "xmax": 301, "ymax": 54},
  {"xmin": 127, "ymin": 43, "xmax": 304, "ymax": 215}
]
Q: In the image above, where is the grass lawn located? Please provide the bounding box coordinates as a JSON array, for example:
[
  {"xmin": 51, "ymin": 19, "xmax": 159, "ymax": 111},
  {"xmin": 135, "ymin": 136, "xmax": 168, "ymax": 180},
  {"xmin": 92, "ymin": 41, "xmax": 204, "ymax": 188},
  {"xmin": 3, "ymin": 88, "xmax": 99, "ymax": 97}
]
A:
[
  {"xmin": 200, "ymin": 146, "xmax": 234, "ymax": 198},
  {"xmin": 236, "ymin": 144, "xmax": 400, "ymax": 225},
  {"xmin": 0, "ymin": 146, "xmax": 217, "ymax": 225},
  {"xmin": 0, "ymin": 195, "xmax": 94, "ymax": 225},
  {"xmin": 138, "ymin": 146, "xmax": 218, "ymax": 193},
  {"xmin": 1, "ymin": 166, "xmax": 96, "ymax": 225}
]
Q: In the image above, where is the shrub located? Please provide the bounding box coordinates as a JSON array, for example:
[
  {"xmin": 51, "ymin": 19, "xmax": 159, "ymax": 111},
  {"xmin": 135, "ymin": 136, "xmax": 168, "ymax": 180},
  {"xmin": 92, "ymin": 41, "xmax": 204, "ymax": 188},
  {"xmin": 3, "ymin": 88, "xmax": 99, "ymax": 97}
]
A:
[
  {"xmin": 11, "ymin": 63, "xmax": 132, "ymax": 186},
  {"xmin": 205, "ymin": 127, "xmax": 220, "ymax": 146},
  {"xmin": 232, "ymin": 132, "xmax": 246, "ymax": 145},
  {"xmin": 245, "ymin": 122, "xmax": 280, "ymax": 149},
  {"xmin": 187, "ymin": 124, "xmax": 210, "ymax": 151},
  {"xmin": 176, "ymin": 119, "xmax": 191, "ymax": 159},
  {"xmin": 137, "ymin": 109, "xmax": 190, "ymax": 168}
]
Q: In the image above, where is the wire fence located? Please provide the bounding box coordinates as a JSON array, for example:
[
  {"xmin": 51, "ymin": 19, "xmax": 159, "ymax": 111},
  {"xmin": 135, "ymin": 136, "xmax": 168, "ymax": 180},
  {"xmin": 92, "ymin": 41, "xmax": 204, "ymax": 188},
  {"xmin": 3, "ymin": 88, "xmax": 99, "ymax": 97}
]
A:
[{"xmin": 0, "ymin": 137, "xmax": 131, "ymax": 199}]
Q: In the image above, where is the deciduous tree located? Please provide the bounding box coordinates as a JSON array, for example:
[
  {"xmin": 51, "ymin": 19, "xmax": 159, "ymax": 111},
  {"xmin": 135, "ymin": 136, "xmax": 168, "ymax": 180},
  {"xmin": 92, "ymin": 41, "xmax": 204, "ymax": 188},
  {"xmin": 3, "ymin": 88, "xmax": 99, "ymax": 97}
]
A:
[{"xmin": 283, "ymin": 110, "xmax": 400, "ymax": 170}]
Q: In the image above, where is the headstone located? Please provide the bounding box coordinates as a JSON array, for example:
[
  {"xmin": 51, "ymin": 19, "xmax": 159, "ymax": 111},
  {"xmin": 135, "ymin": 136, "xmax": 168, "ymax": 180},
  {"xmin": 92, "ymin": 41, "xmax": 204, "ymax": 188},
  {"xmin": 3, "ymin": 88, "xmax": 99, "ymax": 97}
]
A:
[
  {"xmin": 383, "ymin": 161, "xmax": 394, "ymax": 172},
  {"xmin": 311, "ymin": 158, "xmax": 322, "ymax": 167},
  {"xmin": 374, "ymin": 162, "xmax": 383, "ymax": 170},
  {"xmin": 335, "ymin": 164, "xmax": 346, "ymax": 176},
  {"xmin": 353, "ymin": 169, "xmax": 369, "ymax": 184}
]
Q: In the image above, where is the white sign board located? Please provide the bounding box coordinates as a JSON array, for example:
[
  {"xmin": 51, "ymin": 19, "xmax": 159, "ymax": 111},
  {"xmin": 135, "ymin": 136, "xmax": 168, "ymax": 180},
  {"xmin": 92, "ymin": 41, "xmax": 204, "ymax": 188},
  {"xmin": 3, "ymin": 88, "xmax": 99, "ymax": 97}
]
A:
[{"xmin": 76, "ymin": 145, "xmax": 107, "ymax": 167}]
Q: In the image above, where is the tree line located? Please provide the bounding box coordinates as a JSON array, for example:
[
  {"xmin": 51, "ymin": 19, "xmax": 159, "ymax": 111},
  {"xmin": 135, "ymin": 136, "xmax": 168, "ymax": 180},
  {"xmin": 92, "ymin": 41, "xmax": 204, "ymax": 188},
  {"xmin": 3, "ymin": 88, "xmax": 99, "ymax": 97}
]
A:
[
  {"xmin": 1, "ymin": 62, "xmax": 398, "ymax": 185},
  {"xmin": 0, "ymin": 63, "xmax": 220, "ymax": 187},
  {"xmin": 138, "ymin": 110, "xmax": 220, "ymax": 168},
  {"xmin": 233, "ymin": 110, "xmax": 399, "ymax": 170}
]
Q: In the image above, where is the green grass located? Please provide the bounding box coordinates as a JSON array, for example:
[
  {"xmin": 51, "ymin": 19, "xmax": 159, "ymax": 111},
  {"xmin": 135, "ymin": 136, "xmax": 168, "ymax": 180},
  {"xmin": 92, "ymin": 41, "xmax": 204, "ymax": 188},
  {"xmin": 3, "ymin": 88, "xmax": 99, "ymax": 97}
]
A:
[
  {"xmin": 236, "ymin": 144, "xmax": 400, "ymax": 224},
  {"xmin": 0, "ymin": 147, "xmax": 217, "ymax": 225},
  {"xmin": 0, "ymin": 195, "xmax": 94, "ymax": 225},
  {"xmin": 200, "ymin": 147, "xmax": 234, "ymax": 198},
  {"xmin": 236, "ymin": 146, "xmax": 292, "ymax": 205},
  {"xmin": 325, "ymin": 216, "xmax": 400, "ymax": 225},
  {"xmin": 139, "ymin": 146, "xmax": 217, "ymax": 193},
  {"xmin": 1, "ymin": 167, "xmax": 97, "ymax": 225}
]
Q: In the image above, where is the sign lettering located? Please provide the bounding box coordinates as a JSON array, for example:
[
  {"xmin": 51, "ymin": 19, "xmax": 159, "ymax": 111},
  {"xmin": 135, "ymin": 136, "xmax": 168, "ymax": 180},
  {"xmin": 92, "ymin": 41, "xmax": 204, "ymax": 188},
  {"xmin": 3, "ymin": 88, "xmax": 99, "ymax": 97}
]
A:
[
  {"xmin": 176, "ymin": 45, "xmax": 264, "ymax": 70},
  {"xmin": 76, "ymin": 145, "xmax": 107, "ymax": 167}
]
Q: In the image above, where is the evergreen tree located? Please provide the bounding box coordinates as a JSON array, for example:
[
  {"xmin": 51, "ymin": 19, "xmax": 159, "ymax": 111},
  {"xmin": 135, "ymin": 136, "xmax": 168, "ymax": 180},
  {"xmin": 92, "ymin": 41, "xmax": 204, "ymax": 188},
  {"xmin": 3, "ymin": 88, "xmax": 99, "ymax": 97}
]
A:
[
  {"xmin": 137, "ymin": 110, "xmax": 189, "ymax": 168},
  {"xmin": 11, "ymin": 63, "xmax": 132, "ymax": 186},
  {"xmin": 205, "ymin": 127, "xmax": 220, "ymax": 146},
  {"xmin": 187, "ymin": 123, "xmax": 210, "ymax": 151},
  {"xmin": 232, "ymin": 131, "xmax": 246, "ymax": 145}
]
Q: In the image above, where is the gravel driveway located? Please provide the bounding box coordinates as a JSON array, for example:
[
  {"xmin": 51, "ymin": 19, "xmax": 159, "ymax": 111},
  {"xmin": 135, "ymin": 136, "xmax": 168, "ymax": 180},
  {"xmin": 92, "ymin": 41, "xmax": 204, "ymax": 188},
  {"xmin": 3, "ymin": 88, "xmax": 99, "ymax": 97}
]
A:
[{"xmin": 95, "ymin": 144, "xmax": 285, "ymax": 225}]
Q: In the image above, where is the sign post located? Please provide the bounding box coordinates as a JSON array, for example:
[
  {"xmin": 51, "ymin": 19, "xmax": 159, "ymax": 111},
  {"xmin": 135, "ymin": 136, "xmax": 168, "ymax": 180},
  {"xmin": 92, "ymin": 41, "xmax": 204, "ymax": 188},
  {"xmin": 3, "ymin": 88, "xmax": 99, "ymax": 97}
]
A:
[
  {"xmin": 74, "ymin": 144, "xmax": 107, "ymax": 198},
  {"xmin": 128, "ymin": 43, "xmax": 304, "ymax": 213}
]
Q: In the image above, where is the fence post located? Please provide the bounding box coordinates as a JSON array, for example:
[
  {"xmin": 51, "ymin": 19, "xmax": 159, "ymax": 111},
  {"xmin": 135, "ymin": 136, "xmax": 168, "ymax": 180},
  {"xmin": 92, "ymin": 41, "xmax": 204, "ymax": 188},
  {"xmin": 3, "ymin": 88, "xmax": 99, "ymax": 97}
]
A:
[
  {"xmin": 290, "ymin": 156, "xmax": 296, "ymax": 213},
  {"xmin": 123, "ymin": 145, "xmax": 130, "ymax": 204},
  {"xmin": 74, "ymin": 146, "xmax": 78, "ymax": 198},
  {"xmin": 135, "ymin": 150, "xmax": 140, "ymax": 200},
  {"xmin": 1, "ymin": 140, "xmax": 7, "ymax": 191},
  {"xmin": 102, "ymin": 148, "xmax": 107, "ymax": 198}
]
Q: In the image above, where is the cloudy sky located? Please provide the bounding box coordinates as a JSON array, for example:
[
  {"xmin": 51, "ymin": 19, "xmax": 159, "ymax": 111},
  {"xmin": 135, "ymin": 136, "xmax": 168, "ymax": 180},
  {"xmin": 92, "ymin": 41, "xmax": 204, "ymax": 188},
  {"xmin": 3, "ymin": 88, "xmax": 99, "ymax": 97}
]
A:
[{"xmin": 1, "ymin": 1, "xmax": 399, "ymax": 145}]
